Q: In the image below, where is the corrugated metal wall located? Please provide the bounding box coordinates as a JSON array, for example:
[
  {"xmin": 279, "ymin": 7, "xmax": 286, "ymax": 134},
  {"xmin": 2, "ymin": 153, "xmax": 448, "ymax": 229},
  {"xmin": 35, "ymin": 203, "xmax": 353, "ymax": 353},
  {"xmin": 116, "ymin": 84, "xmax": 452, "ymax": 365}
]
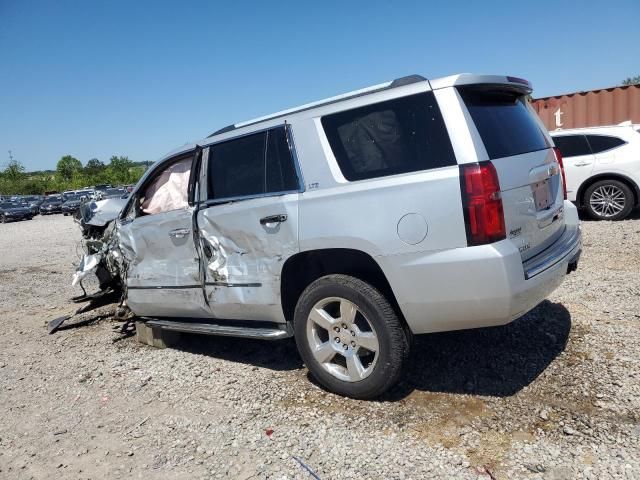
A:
[{"xmin": 531, "ymin": 85, "xmax": 640, "ymax": 130}]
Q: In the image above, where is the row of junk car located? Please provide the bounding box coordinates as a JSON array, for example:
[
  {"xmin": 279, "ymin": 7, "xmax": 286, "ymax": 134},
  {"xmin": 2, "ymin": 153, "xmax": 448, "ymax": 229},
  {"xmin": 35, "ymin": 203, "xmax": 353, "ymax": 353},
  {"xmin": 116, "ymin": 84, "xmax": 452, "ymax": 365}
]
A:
[
  {"xmin": 17, "ymin": 73, "xmax": 640, "ymax": 398},
  {"xmin": 0, "ymin": 185, "xmax": 131, "ymax": 222}
]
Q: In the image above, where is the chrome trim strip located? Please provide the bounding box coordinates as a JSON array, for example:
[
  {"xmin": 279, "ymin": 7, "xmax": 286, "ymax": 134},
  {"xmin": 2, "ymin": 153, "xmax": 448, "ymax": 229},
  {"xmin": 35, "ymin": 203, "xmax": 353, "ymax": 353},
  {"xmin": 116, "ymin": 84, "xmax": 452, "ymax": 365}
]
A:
[
  {"xmin": 143, "ymin": 319, "xmax": 292, "ymax": 340},
  {"xmin": 523, "ymin": 224, "xmax": 582, "ymax": 280},
  {"xmin": 128, "ymin": 282, "xmax": 262, "ymax": 290}
]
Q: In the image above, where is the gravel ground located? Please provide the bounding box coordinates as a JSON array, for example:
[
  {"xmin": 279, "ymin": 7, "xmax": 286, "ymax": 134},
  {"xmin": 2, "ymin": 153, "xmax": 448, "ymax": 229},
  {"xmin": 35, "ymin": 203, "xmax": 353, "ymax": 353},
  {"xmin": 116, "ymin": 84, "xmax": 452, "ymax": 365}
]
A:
[{"xmin": 0, "ymin": 212, "xmax": 639, "ymax": 479}]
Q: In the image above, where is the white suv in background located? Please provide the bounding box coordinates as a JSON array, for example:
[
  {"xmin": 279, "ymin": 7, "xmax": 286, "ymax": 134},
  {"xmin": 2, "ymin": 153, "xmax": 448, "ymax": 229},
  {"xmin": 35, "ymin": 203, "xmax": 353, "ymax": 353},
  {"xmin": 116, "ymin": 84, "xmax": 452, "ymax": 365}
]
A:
[{"xmin": 550, "ymin": 123, "xmax": 640, "ymax": 220}]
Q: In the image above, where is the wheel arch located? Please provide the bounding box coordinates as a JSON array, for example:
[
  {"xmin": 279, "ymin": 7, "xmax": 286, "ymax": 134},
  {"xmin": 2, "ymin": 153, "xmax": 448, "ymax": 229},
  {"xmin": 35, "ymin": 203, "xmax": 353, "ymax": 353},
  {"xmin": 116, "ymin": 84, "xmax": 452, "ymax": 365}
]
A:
[
  {"xmin": 576, "ymin": 173, "xmax": 640, "ymax": 208},
  {"xmin": 280, "ymin": 248, "xmax": 407, "ymax": 328}
]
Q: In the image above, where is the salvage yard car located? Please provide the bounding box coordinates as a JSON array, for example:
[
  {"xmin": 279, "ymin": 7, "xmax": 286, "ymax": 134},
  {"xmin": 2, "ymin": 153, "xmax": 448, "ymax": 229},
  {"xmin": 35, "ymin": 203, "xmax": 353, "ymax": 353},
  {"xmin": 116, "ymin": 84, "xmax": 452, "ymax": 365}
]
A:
[
  {"xmin": 73, "ymin": 73, "xmax": 582, "ymax": 399},
  {"xmin": 40, "ymin": 195, "xmax": 64, "ymax": 215},
  {"xmin": 61, "ymin": 193, "xmax": 85, "ymax": 216},
  {"xmin": 0, "ymin": 200, "xmax": 33, "ymax": 222},
  {"xmin": 23, "ymin": 195, "xmax": 44, "ymax": 215}
]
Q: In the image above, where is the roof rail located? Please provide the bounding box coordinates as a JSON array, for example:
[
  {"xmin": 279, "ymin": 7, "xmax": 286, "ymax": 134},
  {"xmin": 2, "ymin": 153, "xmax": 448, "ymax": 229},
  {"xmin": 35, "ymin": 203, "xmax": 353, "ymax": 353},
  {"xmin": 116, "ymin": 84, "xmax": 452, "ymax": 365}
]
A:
[{"xmin": 207, "ymin": 74, "xmax": 427, "ymax": 137}]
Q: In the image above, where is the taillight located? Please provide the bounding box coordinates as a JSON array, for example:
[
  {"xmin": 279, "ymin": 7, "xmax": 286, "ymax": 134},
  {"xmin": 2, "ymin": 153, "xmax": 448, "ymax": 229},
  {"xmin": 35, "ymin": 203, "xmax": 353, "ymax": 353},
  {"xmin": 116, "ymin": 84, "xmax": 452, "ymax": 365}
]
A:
[
  {"xmin": 553, "ymin": 147, "xmax": 568, "ymax": 200},
  {"xmin": 459, "ymin": 161, "xmax": 506, "ymax": 246}
]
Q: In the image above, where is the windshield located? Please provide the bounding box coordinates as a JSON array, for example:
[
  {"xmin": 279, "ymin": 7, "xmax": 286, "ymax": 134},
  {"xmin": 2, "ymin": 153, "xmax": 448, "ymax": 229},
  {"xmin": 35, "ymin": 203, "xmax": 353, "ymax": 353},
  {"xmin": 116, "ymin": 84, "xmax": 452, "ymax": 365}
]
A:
[{"xmin": 43, "ymin": 196, "xmax": 61, "ymax": 203}]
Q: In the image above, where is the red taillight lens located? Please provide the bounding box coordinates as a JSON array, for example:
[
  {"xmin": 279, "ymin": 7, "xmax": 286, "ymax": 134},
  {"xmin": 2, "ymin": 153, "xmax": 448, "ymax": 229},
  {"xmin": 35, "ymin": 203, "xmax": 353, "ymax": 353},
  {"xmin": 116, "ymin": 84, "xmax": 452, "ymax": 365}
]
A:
[
  {"xmin": 553, "ymin": 146, "xmax": 567, "ymax": 200},
  {"xmin": 459, "ymin": 161, "xmax": 506, "ymax": 246}
]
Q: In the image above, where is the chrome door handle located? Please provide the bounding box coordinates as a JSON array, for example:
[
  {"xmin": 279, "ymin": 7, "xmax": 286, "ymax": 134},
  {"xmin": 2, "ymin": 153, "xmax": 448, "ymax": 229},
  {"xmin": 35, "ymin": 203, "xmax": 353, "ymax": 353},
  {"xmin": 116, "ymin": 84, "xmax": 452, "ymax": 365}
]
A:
[
  {"xmin": 169, "ymin": 228, "xmax": 191, "ymax": 239},
  {"xmin": 574, "ymin": 162, "xmax": 591, "ymax": 167},
  {"xmin": 260, "ymin": 214, "xmax": 287, "ymax": 225}
]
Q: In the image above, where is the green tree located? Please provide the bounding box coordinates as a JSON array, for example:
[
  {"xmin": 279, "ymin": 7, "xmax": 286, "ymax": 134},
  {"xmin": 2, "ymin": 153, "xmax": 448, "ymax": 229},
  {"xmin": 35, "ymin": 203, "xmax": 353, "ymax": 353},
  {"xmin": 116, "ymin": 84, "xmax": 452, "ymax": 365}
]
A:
[
  {"xmin": 621, "ymin": 75, "xmax": 640, "ymax": 86},
  {"xmin": 107, "ymin": 155, "xmax": 134, "ymax": 184},
  {"xmin": 56, "ymin": 155, "xmax": 82, "ymax": 181},
  {"xmin": 85, "ymin": 158, "xmax": 106, "ymax": 177},
  {"xmin": 3, "ymin": 159, "xmax": 25, "ymax": 182}
]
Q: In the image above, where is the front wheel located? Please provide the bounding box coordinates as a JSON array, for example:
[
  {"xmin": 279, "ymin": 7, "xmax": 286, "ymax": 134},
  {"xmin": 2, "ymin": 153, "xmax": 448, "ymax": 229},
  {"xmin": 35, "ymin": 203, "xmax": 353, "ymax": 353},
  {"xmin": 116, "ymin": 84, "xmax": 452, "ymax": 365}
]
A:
[
  {"xmin": 584, "ymin": 179, "xmax": 634, "ymax": 220},
  {"xmin": 293, "ymin": 274, "xmax": 411, "ymax": 399}
]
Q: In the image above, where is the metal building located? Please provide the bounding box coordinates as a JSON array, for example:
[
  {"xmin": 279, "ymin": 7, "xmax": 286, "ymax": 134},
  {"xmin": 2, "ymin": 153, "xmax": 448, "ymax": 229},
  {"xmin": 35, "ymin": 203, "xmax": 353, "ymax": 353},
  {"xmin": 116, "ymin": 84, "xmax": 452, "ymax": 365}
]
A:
[{"xmin": 531, "ymin": 84, "xmax": 640, "ymax": 130}]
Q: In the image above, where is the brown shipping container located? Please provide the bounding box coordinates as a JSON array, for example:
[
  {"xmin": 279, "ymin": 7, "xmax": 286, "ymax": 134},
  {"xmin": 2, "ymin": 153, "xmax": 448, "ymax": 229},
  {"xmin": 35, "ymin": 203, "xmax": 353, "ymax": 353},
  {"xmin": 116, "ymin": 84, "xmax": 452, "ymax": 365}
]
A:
[{"xmin": 531, "ymin": 84, "xmax": 640, "ymax": 131}]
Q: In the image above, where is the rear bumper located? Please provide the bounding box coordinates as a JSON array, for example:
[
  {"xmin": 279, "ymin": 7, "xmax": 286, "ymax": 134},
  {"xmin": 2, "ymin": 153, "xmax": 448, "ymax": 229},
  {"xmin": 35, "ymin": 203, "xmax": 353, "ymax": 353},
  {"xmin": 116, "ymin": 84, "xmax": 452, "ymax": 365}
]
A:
[{"xmin": 380, "ymin": 201, "xmax": 581, "ymax": 334}]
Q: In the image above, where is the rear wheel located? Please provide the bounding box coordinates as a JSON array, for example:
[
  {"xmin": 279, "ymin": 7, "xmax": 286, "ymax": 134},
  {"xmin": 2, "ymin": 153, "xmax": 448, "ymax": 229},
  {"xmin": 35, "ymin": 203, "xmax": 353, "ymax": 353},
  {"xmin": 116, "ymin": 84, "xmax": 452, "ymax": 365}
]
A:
[
  {"xmin": 293, "ymin": 274, "xmax": 411, "ymax": 399},
  {"xmin": 584, "ymin": 179, "xmax": 634, "ymax": 220}
]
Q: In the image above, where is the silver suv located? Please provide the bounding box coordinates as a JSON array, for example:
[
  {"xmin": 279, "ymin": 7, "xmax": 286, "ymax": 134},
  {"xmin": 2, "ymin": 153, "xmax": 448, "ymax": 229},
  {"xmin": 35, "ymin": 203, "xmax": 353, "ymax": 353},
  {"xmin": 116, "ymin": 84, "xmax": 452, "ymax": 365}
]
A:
[{"xmin": 75, "ymin": 73, "xmax": 582, "ymax": 398}]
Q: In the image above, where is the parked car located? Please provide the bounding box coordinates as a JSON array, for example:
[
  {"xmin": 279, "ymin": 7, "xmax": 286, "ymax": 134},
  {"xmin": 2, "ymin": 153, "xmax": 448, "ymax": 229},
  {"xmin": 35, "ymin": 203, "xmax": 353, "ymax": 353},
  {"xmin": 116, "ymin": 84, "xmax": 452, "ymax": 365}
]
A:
[
  {"xmin": 550, "ymin": 123, "xmax": 640, "ymax": 220},
  {"xmin": 22, "ymin": 195, "xmax": 44, "ymax": 215},
  {"xmin": 0, "ymin": 201, "xmax": 33, "ymax": 222},
  {"xmin": 61, "ymin": 194, "xmax": 85, "ymax": 216},
  {"xmin": 73, "ymin": 73, "xmax": 581, "ymax": 398},
  {"xmin": 40, "ymin": 195, "xmax": 64, "ymax": 215},
  {"xmin": 100, "ymin": 188, "xmax": 128, "ymax": 200}
]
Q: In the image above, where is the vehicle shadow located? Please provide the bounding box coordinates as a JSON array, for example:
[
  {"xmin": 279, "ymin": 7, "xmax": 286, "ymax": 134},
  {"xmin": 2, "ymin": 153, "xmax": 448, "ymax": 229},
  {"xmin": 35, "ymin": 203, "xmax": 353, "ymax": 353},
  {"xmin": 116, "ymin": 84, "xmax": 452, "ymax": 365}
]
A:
[
  {"xmin": 165, "ymin": 299, "xmax": 570, "ymax": 395},
  {"xmin": 170, "ymin": 333, "xmax": 304, "ymax": 372},
  {"xmin": 382, "ymin": 300, "xmax": 571, "ymax": 400}
]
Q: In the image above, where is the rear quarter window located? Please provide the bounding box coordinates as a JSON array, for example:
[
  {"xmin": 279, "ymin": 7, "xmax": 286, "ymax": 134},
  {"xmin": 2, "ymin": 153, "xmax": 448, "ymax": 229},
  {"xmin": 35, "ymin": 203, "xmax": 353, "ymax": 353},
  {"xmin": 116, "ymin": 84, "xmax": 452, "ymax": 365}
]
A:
[
  {"xmin": 585, "ymin": 135, "xmax": 626, "ymax": 154},
  {"xmin": 321, "ymin": 92, "xmax": 456, "ymax": 181},
  {"xmin": 459, "ymin": 86, "xmax": 549, "ymax": 159}
]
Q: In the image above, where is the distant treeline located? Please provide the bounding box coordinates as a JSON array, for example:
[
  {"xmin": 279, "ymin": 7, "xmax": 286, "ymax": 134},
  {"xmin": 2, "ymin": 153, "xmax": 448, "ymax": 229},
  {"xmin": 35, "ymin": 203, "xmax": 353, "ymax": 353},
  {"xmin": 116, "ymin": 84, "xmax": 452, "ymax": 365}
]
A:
[{"xmin": 0, "ymin": 155, "xmax": 152, "ymax": 195}]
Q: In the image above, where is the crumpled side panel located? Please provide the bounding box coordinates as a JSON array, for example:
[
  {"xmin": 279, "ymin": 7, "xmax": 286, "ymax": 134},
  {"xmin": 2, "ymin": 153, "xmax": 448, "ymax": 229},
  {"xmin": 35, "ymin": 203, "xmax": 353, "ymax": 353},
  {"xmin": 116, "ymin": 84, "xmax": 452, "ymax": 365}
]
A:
[{"xmin": 196, "ymin": 196, "xmax": 299, "ymax": 323}]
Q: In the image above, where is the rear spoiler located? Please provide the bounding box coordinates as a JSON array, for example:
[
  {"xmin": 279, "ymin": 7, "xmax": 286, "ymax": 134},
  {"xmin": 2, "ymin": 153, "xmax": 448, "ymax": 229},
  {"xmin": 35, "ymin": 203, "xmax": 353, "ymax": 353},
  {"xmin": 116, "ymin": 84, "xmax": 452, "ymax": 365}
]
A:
[{"xmin": 430, "ymin": 74, "xmax": 533, "ymax": 95}]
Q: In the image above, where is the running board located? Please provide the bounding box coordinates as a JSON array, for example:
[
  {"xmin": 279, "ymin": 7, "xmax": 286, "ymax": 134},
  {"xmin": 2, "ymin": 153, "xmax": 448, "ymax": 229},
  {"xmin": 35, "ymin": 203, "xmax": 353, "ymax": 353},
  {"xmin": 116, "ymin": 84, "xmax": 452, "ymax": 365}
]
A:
[{"xmin": 141, "ymin": 318, "xmax": 292, "ymax": 340}]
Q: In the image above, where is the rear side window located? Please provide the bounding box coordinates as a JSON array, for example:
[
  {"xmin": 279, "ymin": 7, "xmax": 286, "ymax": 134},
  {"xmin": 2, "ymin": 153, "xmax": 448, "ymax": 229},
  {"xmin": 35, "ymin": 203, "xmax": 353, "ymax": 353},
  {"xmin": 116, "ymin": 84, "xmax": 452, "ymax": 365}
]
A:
[
  {"xmin": 585, "ymin": 135, "xmax": 626, "ymax": 154},
  {"xmin": 552, "ymin": 135, "xmax": 592, "ymax": 157},
  {"xmin": 459, "ymin": 87, "xmax": 549, "ymax": 159},
  {"xmin": 208, "ymin": 127, "xmax": 299, "ymax": 200},
  {"xmin": 265, "ymin": 127, "xmax": 300, "ymax": 193},
  {"xmin": 321, "ymin": 92, "xmax": 456, "ymax": 181}
]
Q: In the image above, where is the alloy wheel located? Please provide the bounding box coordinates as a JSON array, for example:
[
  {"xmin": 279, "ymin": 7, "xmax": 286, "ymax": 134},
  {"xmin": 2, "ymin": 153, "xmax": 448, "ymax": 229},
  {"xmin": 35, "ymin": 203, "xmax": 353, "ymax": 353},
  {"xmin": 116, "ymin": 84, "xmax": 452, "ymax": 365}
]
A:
[
  {"xmin": 589, "ymin": 185, "xmax": 626, "ymax": 218},
  {"xmin": 306, "ymin": 297, "xmax": 379, "ymax": 382}
]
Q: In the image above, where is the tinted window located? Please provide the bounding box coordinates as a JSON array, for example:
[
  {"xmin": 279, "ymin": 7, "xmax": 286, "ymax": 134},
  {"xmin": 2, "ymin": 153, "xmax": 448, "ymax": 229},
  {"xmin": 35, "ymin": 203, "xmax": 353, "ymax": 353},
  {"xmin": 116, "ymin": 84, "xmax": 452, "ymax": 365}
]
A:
[
  {"xmin": 266, "ymin": 127, "xmax": 299, "ymax": 192},
  {"xmin": 321, "ymin": 92, "xmax": 456, "ymax": 181},
  {"xmin": 210, "ymin": 132, "xmax": 265, "ymax": 199},
  {"xmin": 459, "ymin": 87, "xmax": 549, "ymax": 159},
  {"xmin": 585, "ymin": 135, "xmax": 626, "ymax": 154},
  {"xmin": 208, "ymin": 127, "xmax": 299, "ymax": 200},
  {"xmin": 553, "ymin": 135, "xmax": 592, "ymax": 157}
]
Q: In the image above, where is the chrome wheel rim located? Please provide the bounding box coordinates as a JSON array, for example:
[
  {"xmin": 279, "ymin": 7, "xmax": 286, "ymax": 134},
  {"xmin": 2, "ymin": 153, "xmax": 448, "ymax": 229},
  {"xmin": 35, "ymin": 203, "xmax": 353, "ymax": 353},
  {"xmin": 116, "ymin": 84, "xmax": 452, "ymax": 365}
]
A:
[
  {"xmin": 590, "ymin": 185, "xmax": 626, "ymax": 218},
  {"xmin": 306, "ymin": 297, "xmax": 379, "ymax": 382}
]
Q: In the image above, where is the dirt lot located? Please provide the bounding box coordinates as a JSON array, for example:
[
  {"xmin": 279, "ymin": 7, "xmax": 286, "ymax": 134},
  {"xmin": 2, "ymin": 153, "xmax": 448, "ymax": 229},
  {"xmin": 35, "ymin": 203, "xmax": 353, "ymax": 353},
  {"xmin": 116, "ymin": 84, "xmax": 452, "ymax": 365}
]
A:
[{"xmin": 1, "ymin": 213, "xmax": 639, "ymax": 479}]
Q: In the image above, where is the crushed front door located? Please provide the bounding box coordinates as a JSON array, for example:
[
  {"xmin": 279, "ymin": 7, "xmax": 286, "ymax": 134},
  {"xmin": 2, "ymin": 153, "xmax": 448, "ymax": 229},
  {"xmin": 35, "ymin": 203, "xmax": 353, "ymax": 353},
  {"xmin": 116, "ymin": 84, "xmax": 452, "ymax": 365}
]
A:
[{"xmin": 119, "ymin": 149, "xmax": 210, "ymax": 318}]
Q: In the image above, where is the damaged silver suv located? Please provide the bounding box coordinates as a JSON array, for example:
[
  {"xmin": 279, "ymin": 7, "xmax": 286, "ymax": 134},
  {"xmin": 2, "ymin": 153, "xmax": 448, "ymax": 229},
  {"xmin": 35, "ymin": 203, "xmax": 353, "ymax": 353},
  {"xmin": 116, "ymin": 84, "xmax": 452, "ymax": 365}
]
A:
[{"xmin": 74, "ymin": 74, "xmax": 582, "ymax": 399}]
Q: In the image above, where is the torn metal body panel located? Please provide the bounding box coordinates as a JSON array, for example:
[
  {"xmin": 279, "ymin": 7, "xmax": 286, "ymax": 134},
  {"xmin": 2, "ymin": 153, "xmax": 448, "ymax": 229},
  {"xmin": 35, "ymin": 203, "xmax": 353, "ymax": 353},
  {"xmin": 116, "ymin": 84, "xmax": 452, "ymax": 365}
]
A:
[
  {"xmin": 73, "ymin": 198, "xmax": 129, "ymax": 293},
  {"xmin": 119, "ymin": 207, "xmax": 212, "ymax": 318},
  {"xmin": 196, "ymin": 194, "xmax": 299, "ymax": 323},
  {"xmin": 77, "ymin": 198, "xmax": 128, "ymax": 230}
]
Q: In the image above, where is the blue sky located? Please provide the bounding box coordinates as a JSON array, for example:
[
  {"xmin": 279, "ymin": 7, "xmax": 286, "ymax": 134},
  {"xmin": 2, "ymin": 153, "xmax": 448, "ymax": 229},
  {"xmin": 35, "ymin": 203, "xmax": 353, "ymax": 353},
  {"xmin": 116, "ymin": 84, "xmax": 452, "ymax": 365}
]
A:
[{"xmin": 1, "ymin": 0, "xmax": 638, "ymax": 171}]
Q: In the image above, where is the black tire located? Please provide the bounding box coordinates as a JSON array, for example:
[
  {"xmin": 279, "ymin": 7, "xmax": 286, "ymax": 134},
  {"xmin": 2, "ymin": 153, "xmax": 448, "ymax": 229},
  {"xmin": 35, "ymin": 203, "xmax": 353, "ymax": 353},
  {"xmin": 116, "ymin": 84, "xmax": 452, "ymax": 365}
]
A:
[
  {"xmin": 293, "ymin": 274, "xmax": 411, "ymax": 399},
  {"xmin": 584, "ymin": 179, "xmax": 634, "ymax": 221},
  {"xmin": 0, "ymin": 214, "xmax": 5, "ymax": 223}
]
